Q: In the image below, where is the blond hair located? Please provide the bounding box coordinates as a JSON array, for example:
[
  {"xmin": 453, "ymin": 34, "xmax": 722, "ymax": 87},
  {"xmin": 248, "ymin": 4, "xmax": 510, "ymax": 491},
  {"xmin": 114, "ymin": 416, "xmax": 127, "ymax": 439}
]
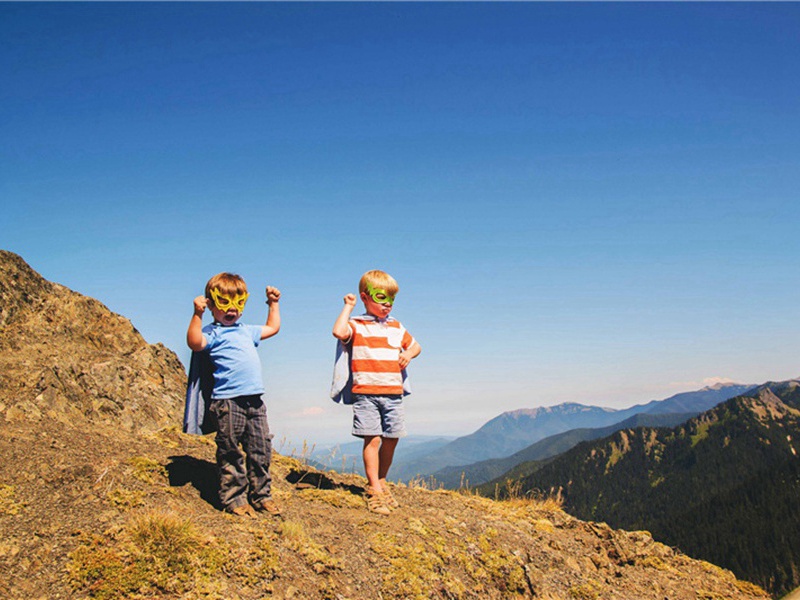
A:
[
  {"xmin": 205, "ymin": 272, "xmax": 248, "ymax": 299},
  {"xmin": 359, "ymin": 270, "xmax": 399, "ymax": 296}
]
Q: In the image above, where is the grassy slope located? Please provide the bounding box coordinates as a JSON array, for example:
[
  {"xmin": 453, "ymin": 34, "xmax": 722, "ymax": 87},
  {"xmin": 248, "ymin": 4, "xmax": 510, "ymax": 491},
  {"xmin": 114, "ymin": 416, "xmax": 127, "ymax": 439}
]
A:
[{"xmin": 0, "ymin": 414, "xmax": 771, "ymax": 600}]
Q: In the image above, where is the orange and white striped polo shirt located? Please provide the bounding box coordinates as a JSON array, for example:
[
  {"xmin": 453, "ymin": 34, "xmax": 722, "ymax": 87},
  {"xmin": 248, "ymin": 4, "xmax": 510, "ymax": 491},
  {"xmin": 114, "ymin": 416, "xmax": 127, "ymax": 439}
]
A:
[{"xmin": 347, "ymin": 315, "xmax": 415, "ymax": 396}]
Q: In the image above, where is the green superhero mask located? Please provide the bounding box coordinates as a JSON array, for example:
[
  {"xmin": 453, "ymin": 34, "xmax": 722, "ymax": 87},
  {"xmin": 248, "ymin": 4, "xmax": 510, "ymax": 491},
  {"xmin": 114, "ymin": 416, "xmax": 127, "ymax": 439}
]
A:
[
  {"xmin": 365, "ymin": 282, "xmax": 395, "ymax": 306},
  {"xmin": 209, "ymin": 288, "xmax": 249, "ymax": 312}
]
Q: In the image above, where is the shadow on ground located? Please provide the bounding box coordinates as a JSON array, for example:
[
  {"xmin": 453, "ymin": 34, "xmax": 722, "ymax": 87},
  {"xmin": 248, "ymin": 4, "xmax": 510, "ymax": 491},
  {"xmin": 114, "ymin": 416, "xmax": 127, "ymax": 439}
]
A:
[
  {"xmin": 167, "ymin": 455, "xmax": 221, "ymax": 509},
  {"xmin": 286, "ymin": 468, "xmax": 364, "ymax": 496}
]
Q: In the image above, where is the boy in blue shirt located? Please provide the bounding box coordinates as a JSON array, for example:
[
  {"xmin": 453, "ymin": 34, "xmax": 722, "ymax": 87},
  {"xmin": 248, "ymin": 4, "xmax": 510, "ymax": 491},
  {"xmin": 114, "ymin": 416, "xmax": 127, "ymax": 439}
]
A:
[{"xmin": 187, "ymin": 272, "xmax": 281, "ymax": 517}]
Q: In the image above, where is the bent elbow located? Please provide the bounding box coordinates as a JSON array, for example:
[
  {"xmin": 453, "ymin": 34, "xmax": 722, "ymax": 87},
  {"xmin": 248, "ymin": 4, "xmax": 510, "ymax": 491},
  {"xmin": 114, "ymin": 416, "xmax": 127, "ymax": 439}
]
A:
[{"xmin": 332, "ymin": 328, "xmax": 350, "ymax": 342}]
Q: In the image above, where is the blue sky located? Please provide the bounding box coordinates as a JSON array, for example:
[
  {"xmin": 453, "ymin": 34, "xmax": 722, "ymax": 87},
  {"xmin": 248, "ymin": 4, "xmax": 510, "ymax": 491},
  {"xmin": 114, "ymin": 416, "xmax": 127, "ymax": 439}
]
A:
[{"xmin": 2, "ymin": 3, "xmax": 799, "ymax": 447}]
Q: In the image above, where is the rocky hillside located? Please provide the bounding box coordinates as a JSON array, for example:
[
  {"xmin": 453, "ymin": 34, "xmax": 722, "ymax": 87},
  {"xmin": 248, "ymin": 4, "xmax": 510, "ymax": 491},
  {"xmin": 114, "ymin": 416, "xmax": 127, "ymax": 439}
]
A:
[
  {"xmin": 0, "ymin": 250, "xmax": 771, "ymax": 599},
  {"xmin": 0, "ymin": 416, "xmax": 771, "ymax": 600},
  {"xmin": 0, "ymin": 250, "xmax": 185, "ymax": 431}
]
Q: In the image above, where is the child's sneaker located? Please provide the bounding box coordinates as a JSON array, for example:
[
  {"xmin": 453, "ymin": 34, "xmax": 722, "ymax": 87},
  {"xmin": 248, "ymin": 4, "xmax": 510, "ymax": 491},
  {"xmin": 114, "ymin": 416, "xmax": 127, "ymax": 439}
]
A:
[
  {"xmin": 227, "ymin": 503, "xmax": 258, "ymax": 518},
  {"xmin": 380, "ymin": 479, "xmax": 399, "ymax": 509},
  {"xmin": 365, "ymin": 486, "xmax": 391, "ymax": 515},
  {"xmin": 255, "ymin": 498, "xmax": 282, "ymax": 517}
]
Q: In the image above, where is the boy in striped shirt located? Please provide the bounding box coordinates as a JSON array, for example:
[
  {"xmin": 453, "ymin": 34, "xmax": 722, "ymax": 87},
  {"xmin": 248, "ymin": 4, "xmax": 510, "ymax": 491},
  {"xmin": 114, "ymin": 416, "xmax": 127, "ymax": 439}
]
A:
[{"xmin": 332, "ymin": 270, "xmax": 421, "ymax": 514}]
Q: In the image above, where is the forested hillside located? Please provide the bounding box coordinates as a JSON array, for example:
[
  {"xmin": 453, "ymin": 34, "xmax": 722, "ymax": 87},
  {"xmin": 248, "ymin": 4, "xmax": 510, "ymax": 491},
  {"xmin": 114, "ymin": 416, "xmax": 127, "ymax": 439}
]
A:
[
  {"xmin": 438, "ymin": 411, "xmax": 698, "ymax": 489},
  {"xmin": 492, "ymin": 381, "xmax": 800, "ymax": 597},
  {"xmin": 392, "ymin": 383, "xmax": 751, "ymax": 483}
]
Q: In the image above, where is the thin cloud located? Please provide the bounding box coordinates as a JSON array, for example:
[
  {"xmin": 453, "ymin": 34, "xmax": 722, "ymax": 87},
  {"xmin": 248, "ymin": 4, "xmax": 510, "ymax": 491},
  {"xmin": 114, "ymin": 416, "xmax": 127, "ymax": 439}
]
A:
[{"xmin": 668, "ymin": 377, "xmax": 741, "ymax": 390}]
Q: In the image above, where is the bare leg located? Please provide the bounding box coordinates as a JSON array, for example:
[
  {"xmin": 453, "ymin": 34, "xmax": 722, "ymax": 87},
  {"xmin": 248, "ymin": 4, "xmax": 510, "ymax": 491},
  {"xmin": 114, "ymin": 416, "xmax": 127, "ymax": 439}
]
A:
[
  {"xmin": 362, "ymin": 435, "xmax": 382, "ymax": 490},
  {"xmin": 377, "ymin": 436, "xmax": 399, "ymax": 481},
  {"xmin": 378, "ymin": 436, "xmax": 400, "ymax": 508}
]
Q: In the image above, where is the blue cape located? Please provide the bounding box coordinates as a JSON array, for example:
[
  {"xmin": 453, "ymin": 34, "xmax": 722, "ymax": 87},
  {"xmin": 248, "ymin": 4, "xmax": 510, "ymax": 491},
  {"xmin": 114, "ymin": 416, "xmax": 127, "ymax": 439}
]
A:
[{"xmin": 183, "ymin": 351, "xmax": 218, "ymax": 434}]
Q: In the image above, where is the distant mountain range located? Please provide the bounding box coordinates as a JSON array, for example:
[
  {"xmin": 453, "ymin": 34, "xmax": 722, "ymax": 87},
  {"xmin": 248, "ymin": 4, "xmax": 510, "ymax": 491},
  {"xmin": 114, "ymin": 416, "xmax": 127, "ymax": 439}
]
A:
[
  {"xmin": 488, "ymin": 380, "xmax": 800, "ymax": 597},
  {"xmin": 389, "ymin": 383, "xmax": 754, "ymax": 481},
  {"xmin": 432, "ymin": 411, "xmax": 698, "ymax": 489}
]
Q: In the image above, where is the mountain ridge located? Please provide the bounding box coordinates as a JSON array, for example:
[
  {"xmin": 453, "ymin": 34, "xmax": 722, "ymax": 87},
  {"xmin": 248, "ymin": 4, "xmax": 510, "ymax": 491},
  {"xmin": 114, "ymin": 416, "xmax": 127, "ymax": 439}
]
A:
[
  {"xmin": 391, "ymin": 383, "xmax": 754, "ymax": 481},
  {"xmin": 433, "ymin": 411, "xmax": 699, "ymax": 489},
  {"xmin": 491, "ymin": 382, "xmax": 800, "ymax": 597}
]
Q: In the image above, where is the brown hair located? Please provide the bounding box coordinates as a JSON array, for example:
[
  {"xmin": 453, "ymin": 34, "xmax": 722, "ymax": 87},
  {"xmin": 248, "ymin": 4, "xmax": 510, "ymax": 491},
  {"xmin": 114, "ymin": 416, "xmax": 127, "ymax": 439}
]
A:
[
  {"xmin": 205, "ymin": 272, "xmax": 248, "ymax": 299},
  {"xmin": 358, "ymin": 270, "xmax": 399, "ymax": 296}
]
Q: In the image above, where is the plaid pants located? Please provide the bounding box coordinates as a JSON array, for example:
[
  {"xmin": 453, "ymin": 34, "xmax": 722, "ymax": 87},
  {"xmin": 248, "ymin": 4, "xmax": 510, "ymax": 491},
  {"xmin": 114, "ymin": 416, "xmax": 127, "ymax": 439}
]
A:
[{"xmin": 211, "ymin": 395, "xmax": 273, "ymax": 510}]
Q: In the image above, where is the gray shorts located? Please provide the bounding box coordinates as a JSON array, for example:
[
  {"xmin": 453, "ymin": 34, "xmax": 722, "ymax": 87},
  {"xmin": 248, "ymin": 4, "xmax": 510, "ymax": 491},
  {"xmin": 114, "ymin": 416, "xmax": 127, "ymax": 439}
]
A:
[{"xmin": 352, "ymin": 394, "xmax": 406, "ymax": 438}]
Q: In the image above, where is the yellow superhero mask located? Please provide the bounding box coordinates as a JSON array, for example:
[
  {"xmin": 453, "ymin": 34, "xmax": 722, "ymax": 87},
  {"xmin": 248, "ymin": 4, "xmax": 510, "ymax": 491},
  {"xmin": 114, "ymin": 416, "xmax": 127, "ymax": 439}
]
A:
[
  {"xmin": 210, "ymin": 288, "xmax": 249, "ymax": 312},
  {"xmin": 365, "ymin": 283, "xmax": 395, "ymax": 306}
]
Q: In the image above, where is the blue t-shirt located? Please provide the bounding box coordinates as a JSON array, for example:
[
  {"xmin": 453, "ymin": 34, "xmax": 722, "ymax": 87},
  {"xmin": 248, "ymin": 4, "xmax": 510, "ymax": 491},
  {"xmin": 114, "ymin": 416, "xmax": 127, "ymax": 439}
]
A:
[{"xmin": 203, "ymin": 323, "xmax": 265, "ymax": 399}]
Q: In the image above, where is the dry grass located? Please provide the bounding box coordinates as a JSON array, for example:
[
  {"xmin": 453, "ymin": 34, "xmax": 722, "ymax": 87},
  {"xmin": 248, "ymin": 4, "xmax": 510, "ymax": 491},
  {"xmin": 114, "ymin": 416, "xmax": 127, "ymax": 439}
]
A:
[
  {"xmin": 406, "ymin": 474, "xmax": 445, "ymax": 491},
  {"xmin": 107, "ymin": 487, "xmax": 145, "ymax": 510},
  {"xmin": 484, "ymin": 477, "xmax": 564, "ymax": 510},
  {"xmin": 128, "ymin": 456, "xmax": 167, "ymax": 484},
  {"xmin": 0, "ymin": 484, "xmax": 24, "ymax": 515},
  {"xmin": 145, "ymin": 424, "xmax": 215, "ymax": 449},
  {"xmin": 369, "ymin": 516, "xmax": 529, "ymax": 599},
  {"xmin": 231, "ymin": 526, "xmax": 280, "ymax": 593},
  {"xmin": 638, "ymin": 555, "xmax": 683, "ymax": 575},
  {"xmin": 67, "ymin": 511, "xmax": 227, "ymax": 598},
  {"xmin": 502, "ymin": 489, "xmax": 564, "ymax": 513},
  {"xmin": 568, "ymin": 580, "xmax": 603, "ymax": 599},
  {"xmin": 469, "ymin": 480, "xmax": 565, "ymax": 523},
  {"xmin": 278, "ymin": 519, "xmax": 340, "ymax": 573},
  {"xmin": 734, "ymin": 580, "xmax": 768, "ymax": 596},
  {"xmin": 297, "ymin": 487, "xmax": 364, "ymax": 509}
]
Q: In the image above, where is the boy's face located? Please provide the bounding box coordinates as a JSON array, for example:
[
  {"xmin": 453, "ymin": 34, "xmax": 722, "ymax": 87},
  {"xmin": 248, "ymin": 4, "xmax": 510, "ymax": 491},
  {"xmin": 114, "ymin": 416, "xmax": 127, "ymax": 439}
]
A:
[
  {"xmin": 361, "ymin": 284, "xmax": 395, "ymax": 319},
  {"xmin": 209, "ymin": 289, "xmax": 248, "ymax": 326}
]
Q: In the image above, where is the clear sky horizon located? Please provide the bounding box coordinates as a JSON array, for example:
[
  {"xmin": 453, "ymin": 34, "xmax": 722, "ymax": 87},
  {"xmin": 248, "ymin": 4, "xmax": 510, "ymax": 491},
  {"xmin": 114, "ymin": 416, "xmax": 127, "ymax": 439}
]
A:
[{"xmin": 3, "ymin": 3, "xmax": 799, "ymax": 447}]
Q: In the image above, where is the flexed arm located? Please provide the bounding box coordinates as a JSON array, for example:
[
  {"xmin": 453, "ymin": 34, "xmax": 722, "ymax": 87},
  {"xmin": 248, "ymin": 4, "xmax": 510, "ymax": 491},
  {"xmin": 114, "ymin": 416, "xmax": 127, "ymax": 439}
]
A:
[
  {"xmin": 261, "ymin": 286, "xmax": 281, "ymax": 340},
  {"xmin": 332, "ymin": 293, "xmax": 357, "ymax": 342},
  {"xmin": 187, "ymin": 296, "xmax": 208, "ymax": 351}
]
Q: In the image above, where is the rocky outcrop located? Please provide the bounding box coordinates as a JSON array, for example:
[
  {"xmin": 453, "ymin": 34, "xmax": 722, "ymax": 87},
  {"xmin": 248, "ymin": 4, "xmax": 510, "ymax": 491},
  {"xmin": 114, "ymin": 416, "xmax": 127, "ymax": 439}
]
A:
[{"xmin": 0, "ymin": 250, "xmax": 184, "ymax": 432}]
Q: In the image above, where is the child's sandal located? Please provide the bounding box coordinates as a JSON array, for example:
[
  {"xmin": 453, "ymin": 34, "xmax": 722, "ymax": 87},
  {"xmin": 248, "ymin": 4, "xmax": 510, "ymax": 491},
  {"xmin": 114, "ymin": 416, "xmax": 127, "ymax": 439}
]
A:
[
  {"xmin": 365, "ymin": 487, "xmax": 391, "ymax": 515},
  {"xmin": 227, "ymin": 503, "xmax": 258, "ymax": 518},
  {"xmin": 380, "ymin": 479, "xmax": 399, "ymax": 509}
]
